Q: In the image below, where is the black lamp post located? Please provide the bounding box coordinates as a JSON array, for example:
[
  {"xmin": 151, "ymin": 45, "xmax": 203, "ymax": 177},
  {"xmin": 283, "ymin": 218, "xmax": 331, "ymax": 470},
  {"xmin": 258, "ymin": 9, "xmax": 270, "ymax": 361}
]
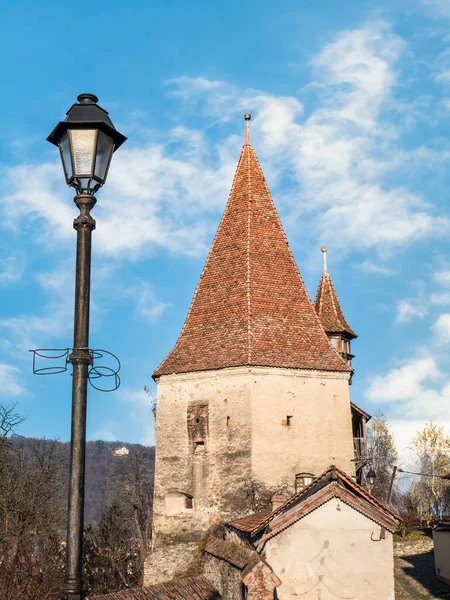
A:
[{"xmin": 47, "ymin": 94, "xmax": 126, "ymax": 600}]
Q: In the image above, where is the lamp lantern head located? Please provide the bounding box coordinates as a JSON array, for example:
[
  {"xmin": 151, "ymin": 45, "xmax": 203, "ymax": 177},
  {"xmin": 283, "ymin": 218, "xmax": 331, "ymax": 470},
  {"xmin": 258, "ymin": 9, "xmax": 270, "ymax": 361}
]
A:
[{"xmin": 47, "ymin": 93, "xmax": 127, "ymax": 195}]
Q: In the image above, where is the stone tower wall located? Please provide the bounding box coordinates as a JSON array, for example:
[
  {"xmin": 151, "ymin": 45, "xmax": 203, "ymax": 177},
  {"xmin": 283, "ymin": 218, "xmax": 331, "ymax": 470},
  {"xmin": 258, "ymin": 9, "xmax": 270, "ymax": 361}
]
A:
[
  {"xmin": 249, "ymin": 367, "xmax": 355, "ymax": 485},
  {"xmin": 151, "ymin": 368, "xmax": 253, "ymax": 548},
  {"xmin": 145, "ymin": 366, "xmax": 354, "ymax": 585}
]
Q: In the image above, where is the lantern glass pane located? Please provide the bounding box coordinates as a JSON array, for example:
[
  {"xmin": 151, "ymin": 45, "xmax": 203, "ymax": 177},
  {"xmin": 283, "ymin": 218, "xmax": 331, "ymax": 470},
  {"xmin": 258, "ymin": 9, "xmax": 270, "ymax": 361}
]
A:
[
  {"xmin": 94, "ymin": 131, "xmax": 114, "ymax": 183},
  {"xmin": 69, "ymin": 129, "xmax": 97, "ymax": 177},
  {"xmin": 59, "ymin": 132, "xmax": 72, "ymax": 180},
  {"xmin": 77, "ymin": 178, "xmax": 95, "ymax": 191}
]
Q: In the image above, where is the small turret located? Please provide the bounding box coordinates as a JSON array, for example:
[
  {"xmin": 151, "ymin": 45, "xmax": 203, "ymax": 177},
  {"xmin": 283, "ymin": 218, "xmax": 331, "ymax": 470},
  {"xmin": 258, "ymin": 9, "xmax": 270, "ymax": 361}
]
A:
[{"xmin": 314, "ymin": 247, "xmax": 357, "ymax": 368}]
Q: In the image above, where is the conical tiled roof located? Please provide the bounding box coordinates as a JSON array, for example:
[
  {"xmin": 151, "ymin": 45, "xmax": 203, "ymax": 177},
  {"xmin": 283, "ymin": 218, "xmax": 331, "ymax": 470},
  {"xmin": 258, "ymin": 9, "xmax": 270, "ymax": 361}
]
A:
[
  {"xmin": 154, "ymin": 139, "xmax": 351, "ymax": 377},
  {"xmin": 314, "ymin": 267, "xmax": 357, "ymax": 339}
]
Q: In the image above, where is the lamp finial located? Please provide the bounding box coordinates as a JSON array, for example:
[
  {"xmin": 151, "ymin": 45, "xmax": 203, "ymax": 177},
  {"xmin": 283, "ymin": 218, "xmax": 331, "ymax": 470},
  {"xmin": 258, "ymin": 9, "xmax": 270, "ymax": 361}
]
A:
[{"xmin": 77, "ymin": 93, "xmax": 99, "ymax": 105}]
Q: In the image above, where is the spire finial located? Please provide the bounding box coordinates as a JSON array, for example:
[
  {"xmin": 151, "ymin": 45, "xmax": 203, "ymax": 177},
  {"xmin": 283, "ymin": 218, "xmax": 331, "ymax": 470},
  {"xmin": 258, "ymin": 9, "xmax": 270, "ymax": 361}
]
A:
[
  {"xmin": 244, "ymin": 113, "xmax": 251, "ymax": 145},
  {"xmin": 321, "ymin": 245, "xmax": 328, "ymax": 272}
]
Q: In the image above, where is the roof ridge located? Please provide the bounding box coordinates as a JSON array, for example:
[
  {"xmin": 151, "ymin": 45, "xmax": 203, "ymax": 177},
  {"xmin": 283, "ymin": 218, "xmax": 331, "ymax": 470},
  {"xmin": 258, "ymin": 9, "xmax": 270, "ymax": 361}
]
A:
[
  {"xmin": 242, "ymin": 465, "xmax": 400, "ymax": 535},
  {"xmin": 257, "ymin": 482, "xmax": 399, "ymax": 545},
  {"xmin": 246, "ymin": 145, "xmax": 252, "ymax": 364}
]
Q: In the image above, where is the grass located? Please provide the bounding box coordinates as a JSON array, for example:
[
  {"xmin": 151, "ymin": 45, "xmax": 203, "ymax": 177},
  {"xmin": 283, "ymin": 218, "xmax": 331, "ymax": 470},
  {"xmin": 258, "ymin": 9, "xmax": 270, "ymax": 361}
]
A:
[{"xmin": 394, "ymin": 527, "xmax": 433, "ymax": 541}]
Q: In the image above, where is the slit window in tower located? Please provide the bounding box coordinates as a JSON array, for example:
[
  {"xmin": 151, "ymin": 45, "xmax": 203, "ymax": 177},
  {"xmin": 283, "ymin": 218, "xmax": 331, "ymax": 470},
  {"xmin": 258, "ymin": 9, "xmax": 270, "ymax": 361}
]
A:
[
  {"xmin": 286, "ymin": 415, "xmax": 293, "ymax": 426},
  {"xmin": 227, "ymin": 416, "xmax": 231, "ymax": 427}
]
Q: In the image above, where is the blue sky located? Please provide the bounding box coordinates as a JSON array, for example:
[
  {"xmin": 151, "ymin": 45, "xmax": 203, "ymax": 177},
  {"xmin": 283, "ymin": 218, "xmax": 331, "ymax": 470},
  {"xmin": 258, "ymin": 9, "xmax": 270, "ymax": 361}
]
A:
[{"xmin": 2, "ymin": 0, "xmax": 450, "ymax": 473}]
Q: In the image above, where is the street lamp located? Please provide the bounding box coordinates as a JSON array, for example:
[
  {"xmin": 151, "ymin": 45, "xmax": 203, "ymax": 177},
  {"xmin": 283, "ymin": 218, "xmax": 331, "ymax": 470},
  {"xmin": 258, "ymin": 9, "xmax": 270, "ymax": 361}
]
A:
[
  {"xmin": 367, "ymin": 468, "xmax": 377, "ymax": 492},
  {"xmin": 47, "ymin": 93, "xmax": 126, "ymax": 600}
]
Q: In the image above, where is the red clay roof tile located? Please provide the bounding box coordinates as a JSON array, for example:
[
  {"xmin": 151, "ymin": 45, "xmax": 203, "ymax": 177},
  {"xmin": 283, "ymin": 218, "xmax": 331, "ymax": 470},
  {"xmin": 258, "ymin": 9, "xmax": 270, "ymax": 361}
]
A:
[
  {"xmin": 154, "ymin": 142, "xmax": 351, "ymax": 377},
  {"xmin": 204, "ymin": 536, "xmax": 258, "ymax": 569},
  {"xmin": 226, "ymin": 509, "xmax": 272, "ymax": 533},
  {"xmin": 314, "ymin": 270, "xmax": 357, "ymax": 338},
  {"xmin": 227, "ymin": 465, "xmax": 400, "ymax": 535},
  {"xmin": 88, "ymin": 576, "xmax": 220, "ymax": 600}
]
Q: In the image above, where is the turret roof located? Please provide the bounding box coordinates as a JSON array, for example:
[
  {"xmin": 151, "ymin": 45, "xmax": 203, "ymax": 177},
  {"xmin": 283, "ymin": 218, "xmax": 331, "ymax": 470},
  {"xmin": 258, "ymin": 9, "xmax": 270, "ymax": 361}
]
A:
[
  {"xmin": 154, "ymin": 132, "xmax": 351, "ymax": 377},
  {"xmin": 314, "ymin": 263, "xmax": 357, "ymax": 339}
]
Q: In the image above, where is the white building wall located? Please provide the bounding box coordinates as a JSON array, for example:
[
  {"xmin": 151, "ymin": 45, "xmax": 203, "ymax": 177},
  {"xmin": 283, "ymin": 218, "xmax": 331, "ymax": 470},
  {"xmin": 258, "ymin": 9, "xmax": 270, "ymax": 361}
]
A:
[
  {"xmin": 433, "ymin": 528, "xmax": 450, "ymax": 585},
  {"xmin": 264, "ymin": 499, "xmax": 395, "ymax": 600}
]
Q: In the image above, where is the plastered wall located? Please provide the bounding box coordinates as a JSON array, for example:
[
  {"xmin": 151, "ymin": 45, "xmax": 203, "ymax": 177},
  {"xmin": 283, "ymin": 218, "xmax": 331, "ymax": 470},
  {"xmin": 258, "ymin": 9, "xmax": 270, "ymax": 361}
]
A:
[
  {"xmin": 433, "ymin": 528, "xmax": 450, "ymax": 585},
  {"xmin": 264, "ymin": 499, "xmax": 395, "ymax": 600},
  {"xmin": 249, "ymin": 367, "xmax": 355, "ymax": 485}
]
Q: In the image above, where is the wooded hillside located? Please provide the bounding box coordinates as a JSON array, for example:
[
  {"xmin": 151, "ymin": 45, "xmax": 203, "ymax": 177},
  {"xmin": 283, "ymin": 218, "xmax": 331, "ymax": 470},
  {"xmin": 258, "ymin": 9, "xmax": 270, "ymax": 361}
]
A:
[{"xmin": 9, "ymin": 437, "xmax": 155, "ymax": 524}]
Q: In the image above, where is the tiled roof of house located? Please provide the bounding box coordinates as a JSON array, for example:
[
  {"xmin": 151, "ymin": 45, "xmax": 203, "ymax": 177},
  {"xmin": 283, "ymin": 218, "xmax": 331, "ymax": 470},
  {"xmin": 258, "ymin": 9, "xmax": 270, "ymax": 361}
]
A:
[
  {"xmin": 226, "ymin": 465, "xmax": 400, "ymax": 536},
  {"xmin": 204, "ymin": 536, "xmax": 258, "ymax": 569},
  {"xmin": 225, "ymin": 510, "xmax": 272, "ymax": 534},
  {"xmin": 314, "ymin": 267, "xmax": 357, "ymax": 339},
  {"xmin": 88, "ymin": 576, "xmax": 220, "ymax": 600},
  {"xmin": 154, "ymin": 133, "xmax": 352, "ymax": 377}
]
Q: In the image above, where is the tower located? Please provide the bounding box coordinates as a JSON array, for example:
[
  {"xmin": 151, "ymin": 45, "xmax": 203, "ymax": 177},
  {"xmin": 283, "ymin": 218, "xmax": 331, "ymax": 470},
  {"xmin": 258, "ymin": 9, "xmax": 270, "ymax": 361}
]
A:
[
  {"xmin": 145, "ymin": 117, "xmax": 356, "ymax": 585},
  {"xmin": 314, "ymin": 246, "xmax": 357, "ymax": 368}
]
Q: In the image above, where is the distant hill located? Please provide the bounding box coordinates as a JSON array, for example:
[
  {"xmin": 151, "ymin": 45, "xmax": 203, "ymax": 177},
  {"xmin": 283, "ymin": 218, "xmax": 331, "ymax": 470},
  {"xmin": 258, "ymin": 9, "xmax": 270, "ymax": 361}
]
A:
[{"xmin": 9, "ymin": 437, "xmax": 155, "ymax": 524}]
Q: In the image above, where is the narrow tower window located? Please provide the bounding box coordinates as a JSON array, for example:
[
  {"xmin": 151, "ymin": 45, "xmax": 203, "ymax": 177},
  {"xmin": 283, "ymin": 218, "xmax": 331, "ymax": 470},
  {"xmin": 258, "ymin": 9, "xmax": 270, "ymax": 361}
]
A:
[
  {"xmin": 187, "ymin": 404, "xmax": 208, "ymax": 453},
  {"xmin": 226, "ymin": 416, "xmax": 231, "ymax": 427},
  {"xmin": 286, "ymin": 415, "xmax": 293, "ymax": 426}
]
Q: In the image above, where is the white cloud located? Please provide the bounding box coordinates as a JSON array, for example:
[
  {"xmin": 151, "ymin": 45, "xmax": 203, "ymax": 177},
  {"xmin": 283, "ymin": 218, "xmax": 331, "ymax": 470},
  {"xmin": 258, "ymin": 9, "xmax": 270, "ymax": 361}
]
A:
[
  {"xmin": 89, "ymin": 427, "xmax": 120, "ymax": 442},
  {"xmin": 434, "ymin": 270, "xmax": 450, "ymax": 286},
  {"xmin": 170, "ymin": 22, "xmax": 448, "ymax": 257},
  {"xmin": 1, "ymin": 23, "xmax": 448, "ymax": 266},
  {"xmin": 367, "ymin": 357, "xmax": 440, "ymax": 403},
  {"xmin": 433, "ymin": 313, "xmax": 450, "ymax": 342},
  {"xmin": 0, "ymin": 136, "xmax": 236, "ymax": 260},
  {"xmin": 115, "ymin": 387, "xmax": 155, "ymax": 445},
  {"xmin": 139, "ymin": 425, "xmax": 155, "ymax": 446},
  {"xmin": 354, "ymin": 260, "xmax": 395, "ymax": 276},
  {"xmin": 393, "ymin": 270, "xmax": 450, "ymax": 323},
  {"xmin": 124, "ymin": 280, "xmax": 167, "ymax": 322},
  {"xmin": 421, "ymin": 0, "xmax": 450, "ymax": 17},
  {"xmin": 366, "ymin": 355, "xmax": 450, "ymax": 422},
  {"xmin": 0, "ymin": 254, "xmax": 25, "ymax": 284},
  {"xmin": 430, "ymin": 291, "xmax": 450, "ymax": 305},
  {"xmin": 388, "ymin": 419, "xmax": 450, "ymax": 469},
  {"xmin": 0, "ymin": 363, "xmax": 27, "ymax": 397},
  {"xmin": 294, "ymin": 23, "xmax": 447, "ymax": 253},
  {"xmin": 0, "ymin": 264, "xmax": 74, "ymax": 353},
  {"xmin": 118, "ymin": 387, "xmax": 153, "ymax": 409},
  {"xmin": 3, "ymin": 162, "xmax": 74, "ymax": 240},
  {"xmin": 435, "ymin": 70, "xmax": 450, "ymax": 83},
  {"xmin": 396, "ymin": 299, "xmax": 428, "ymax": 323}
]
